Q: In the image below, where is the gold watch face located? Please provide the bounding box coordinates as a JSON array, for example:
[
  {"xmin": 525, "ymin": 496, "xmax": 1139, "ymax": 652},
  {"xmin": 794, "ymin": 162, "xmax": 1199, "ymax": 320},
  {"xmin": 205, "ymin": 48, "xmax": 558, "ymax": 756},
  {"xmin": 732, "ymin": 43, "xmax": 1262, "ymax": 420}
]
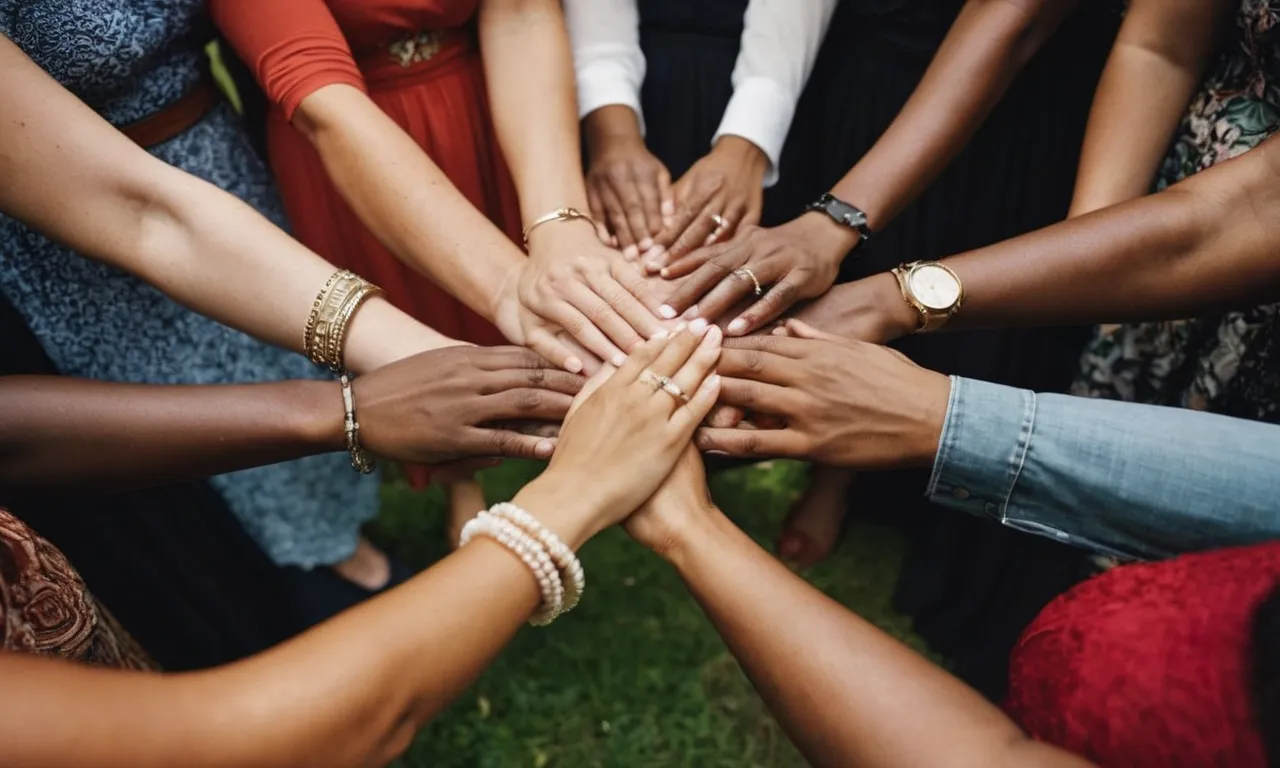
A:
[{"xmin": 907, "ymin": 264, "xmax": 961, "ymax": 311}]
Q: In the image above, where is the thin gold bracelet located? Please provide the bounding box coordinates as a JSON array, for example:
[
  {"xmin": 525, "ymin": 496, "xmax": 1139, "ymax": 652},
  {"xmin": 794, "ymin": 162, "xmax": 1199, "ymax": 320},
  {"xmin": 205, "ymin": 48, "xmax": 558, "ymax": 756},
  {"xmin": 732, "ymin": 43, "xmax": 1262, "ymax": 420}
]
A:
[
  {"xmin": 521, "ymin": 207, "xmax": 595, "ymax": 246},
  {"xmin": 326, "ymin": 284, "xmax": 384, "ymax": 373},
  {"xmin": 339, "ymin": 372, "xmax": 376, "ymax": 474}
]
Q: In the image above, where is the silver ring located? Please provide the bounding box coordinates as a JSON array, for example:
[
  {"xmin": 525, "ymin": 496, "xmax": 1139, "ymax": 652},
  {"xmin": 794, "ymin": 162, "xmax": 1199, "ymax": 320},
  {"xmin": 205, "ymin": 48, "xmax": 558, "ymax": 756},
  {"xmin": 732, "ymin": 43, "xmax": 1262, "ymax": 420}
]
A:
[
  {"xmin": 709, "ymin": 212, "xmax": 728, "ymax": 231},
  {"xmin": 732, "ymin": 267, "xmax": 763, "ymax": 297},
  {"xmin": 639, "ymin": 369, "xmax": 664, "ymax": 392}
]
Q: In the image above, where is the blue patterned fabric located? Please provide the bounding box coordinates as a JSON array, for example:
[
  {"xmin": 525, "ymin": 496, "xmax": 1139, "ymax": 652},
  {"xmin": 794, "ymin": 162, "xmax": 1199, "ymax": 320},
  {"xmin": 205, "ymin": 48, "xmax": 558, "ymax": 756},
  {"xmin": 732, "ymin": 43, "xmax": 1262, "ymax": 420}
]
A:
[{"xmin": 0, "ymin": 0, "xmax": 379, "ymax": 568}]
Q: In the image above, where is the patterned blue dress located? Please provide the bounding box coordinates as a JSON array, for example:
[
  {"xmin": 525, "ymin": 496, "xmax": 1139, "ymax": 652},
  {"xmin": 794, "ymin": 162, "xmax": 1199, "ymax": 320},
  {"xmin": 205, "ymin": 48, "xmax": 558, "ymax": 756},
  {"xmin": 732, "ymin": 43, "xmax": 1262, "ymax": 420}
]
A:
[{"xmin": 0, "ymin": 0, "xmax": 379, "ymax": 568}]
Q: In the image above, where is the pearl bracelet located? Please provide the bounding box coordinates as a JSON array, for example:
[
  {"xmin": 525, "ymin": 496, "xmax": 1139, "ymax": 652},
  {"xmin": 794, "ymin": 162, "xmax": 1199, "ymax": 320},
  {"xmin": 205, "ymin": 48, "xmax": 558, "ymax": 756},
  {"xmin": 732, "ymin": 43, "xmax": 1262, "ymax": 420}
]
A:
[
  {"xmin": 488, "ymin": 502, "xmax": 586, "ymax": 615},
  {"xmin": 460, "ymin": 513, "xmax": 564, "ymax": 626}
]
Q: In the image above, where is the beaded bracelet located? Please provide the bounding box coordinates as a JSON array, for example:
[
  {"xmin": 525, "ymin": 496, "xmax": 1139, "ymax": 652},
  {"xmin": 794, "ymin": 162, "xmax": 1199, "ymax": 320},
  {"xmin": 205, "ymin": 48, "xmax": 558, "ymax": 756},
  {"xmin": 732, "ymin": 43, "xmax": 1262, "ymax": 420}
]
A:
[
  {"xmin": 488, "ymin": 502, "xmax": 585, "ymax": 615},
  {"xmin": 460, "ymin": 513, "xmax": 564, "ymax": 625}
]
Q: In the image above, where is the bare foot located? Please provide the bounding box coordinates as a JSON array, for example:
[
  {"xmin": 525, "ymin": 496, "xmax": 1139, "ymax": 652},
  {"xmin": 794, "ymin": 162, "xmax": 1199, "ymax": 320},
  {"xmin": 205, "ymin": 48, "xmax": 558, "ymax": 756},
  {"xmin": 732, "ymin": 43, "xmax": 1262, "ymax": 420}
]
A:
[
  {"xmin": 331, "ymin": 536, "xmax": 392, "ymax": 591},
  {"xmin": 447, "ymin": 479, "xmax": 487, "ymax": 549},
  {"xmin": 776, "ymin": 465, "xmax": 857, "ymax": 569}
]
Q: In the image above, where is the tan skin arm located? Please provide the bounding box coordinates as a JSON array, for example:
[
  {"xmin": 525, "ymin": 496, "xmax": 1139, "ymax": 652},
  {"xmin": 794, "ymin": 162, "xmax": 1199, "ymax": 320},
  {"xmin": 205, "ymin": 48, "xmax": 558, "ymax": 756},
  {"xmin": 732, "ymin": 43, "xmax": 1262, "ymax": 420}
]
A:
[
  {"xmin": 0, "ymin": 35, "xmax": 450, "ymax": 374},
  {"xmin": 798, "ymin": 134, "xmax": 1280, "ymax": 342},
  {"xmin": 1069, "ymin": 0, "xmax": 1235, "ymax": 216},
  {"xmin": 660, "ymin": 0, "xmax": 1080, "ymax": 335}
]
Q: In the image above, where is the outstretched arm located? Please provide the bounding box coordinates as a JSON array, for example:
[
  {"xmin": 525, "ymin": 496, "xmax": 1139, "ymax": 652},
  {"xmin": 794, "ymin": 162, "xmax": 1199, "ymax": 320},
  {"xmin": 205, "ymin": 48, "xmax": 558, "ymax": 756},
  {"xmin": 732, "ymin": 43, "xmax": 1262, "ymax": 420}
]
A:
[
  {"xmin": 799, "ymin": 133, "xmax": 1280, "ymax": 343},
  {"xmin": 0, "ymin": 35, "xmax": 450, "ymax": 374}
]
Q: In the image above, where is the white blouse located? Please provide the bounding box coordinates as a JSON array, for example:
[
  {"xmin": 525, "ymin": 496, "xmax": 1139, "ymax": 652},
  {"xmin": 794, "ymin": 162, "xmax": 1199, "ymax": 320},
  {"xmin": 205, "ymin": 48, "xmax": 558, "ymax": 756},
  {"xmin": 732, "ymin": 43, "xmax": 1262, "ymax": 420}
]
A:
[{"xmin": 565, "ymin": 0, "xmax": 840, "ymax": 186}]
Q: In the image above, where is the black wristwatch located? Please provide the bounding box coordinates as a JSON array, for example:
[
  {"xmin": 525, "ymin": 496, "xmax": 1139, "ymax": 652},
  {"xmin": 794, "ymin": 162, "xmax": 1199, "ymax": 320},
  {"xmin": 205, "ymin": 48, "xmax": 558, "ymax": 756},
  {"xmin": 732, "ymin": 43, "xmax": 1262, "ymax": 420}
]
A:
[{"xmin": 805, "ymin": 193, "xmax": 873, "ymax": 243}]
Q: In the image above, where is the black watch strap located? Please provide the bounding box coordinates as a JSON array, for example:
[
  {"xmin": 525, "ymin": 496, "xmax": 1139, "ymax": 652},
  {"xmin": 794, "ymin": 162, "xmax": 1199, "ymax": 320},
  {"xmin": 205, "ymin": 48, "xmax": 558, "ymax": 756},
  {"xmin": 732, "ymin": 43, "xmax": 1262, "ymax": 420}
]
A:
[{"xmin": 806, "ymin": 193, "xmax": 873, "ymax": 242}]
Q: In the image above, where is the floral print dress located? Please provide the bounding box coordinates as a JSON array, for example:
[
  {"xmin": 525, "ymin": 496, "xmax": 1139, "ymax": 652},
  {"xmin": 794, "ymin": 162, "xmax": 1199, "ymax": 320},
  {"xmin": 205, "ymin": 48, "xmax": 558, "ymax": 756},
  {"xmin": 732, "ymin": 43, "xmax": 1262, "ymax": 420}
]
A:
[{"xmin": 1073, "ymin": 0, "xmax": 1280, "ymax": 423}]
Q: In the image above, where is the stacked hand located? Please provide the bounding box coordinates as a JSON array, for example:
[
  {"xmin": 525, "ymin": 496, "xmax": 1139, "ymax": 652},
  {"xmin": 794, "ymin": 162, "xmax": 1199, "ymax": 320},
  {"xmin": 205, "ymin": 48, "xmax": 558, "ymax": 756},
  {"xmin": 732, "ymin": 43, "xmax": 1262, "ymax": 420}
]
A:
[
  {"xmin": 656, "ymin": 212, "xmax": 861, "ymax": 336},
  {"xmin": 695, "ymin": 320, "xmax": 950, "ymax": 469},
  {"xmin": 512, "ymin": 322, "xmax": 723, "ymax": 542}
]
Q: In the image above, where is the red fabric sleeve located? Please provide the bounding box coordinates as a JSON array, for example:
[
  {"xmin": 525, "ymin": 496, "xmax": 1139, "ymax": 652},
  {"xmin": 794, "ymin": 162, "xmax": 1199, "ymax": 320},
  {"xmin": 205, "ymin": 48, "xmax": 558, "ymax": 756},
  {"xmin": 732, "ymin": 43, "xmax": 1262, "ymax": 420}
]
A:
[{"xmin": 211, "ymin": 0, "xmax": 367, "ymax": 122}]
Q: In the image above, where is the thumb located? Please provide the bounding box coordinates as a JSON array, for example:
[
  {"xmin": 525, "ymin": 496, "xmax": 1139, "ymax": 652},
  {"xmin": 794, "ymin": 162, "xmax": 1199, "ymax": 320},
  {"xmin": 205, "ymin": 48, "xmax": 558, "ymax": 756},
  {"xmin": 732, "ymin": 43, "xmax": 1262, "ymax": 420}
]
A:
[{"xmin": 784, "ymin": 318, "xmax": 846, "ymax": 344}]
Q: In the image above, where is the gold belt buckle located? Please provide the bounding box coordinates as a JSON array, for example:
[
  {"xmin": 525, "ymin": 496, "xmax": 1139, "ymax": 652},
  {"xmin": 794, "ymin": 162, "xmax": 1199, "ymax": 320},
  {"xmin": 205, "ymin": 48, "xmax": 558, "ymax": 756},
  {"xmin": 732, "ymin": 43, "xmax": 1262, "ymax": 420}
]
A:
[{"xmin": 388, "ymin": 30, "xmax": 442, "ymax": 68}]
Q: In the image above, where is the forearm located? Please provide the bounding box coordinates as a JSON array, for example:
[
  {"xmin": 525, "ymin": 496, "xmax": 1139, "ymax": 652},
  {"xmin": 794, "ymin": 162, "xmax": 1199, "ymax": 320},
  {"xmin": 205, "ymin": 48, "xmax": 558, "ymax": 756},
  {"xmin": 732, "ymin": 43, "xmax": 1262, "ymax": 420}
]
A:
[
  {"xmin": 481, "ymin": 0, "xmax": 592, "ymax": 220},
  {"xmin": 667, "ymin": 509, "xmax": 1087, "ymax": 768},
  {"xmin": 829, "ymin": 0, "xmax": 1074, "ymax": 231},
  {"xmin": 0, "ymin": 480, "xmax": 597, "ymax": 768},
  {"xmin": 0, "ymin": 377, "xmax": 339, "ymax": 496},
  {"xmin": 1069, "ymin": 0, "xmax": 1233, "ymax": 216},
  {"xmin": 293, "ymin": 85, "xmax": 528, "ymax": 323},
  {"xmin": 930, "ymin": 377, "xmax": 1280, "ymax": 561}
]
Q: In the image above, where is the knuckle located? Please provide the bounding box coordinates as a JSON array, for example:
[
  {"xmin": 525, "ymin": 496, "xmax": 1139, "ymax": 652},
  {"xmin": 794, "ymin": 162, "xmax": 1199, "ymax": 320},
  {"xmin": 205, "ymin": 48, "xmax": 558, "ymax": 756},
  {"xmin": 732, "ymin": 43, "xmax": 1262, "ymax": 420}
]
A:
[{"xmin": 517, "ymin": 389, "xmax": 544, "ymax": 412}]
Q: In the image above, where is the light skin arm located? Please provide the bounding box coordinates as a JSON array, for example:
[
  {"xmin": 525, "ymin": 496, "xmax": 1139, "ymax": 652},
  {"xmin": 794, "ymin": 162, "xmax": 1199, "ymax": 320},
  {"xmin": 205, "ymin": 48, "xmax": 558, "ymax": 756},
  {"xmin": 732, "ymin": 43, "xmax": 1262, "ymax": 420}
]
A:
[
  {"xmin": 0, "ymin": 480, "xmax": 592, "ymax": 768},
  {"xmin": 0, "ymin": 35, "xmax": 450, "ymax": 374},
  {"xmin": 661, "ymin": 0, "xmax": 1080, "ymax": 334},
  {"xmin": 1069, "ymin": 0, "xmax": 1234, "ymax": 216},
  {"xmin": 800, "ymin": 133, "xmax": 1280, "ymax": 342}
]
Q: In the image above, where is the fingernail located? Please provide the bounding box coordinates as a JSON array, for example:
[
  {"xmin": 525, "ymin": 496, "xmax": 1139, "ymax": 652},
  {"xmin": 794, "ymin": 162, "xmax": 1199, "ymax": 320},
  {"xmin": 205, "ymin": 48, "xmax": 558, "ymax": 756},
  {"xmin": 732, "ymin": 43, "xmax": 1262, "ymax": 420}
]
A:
[
  {"xmin": 661, "ymin": 200, "xmax": 675, "ymax": 216},
  {"xmin": 772, "ymin": 326, "xmax": 787, "ymax": 336},
  {"xmin": 566, "ymin": 357, "xmax": 584, "ymax": 373},
  {"xmin": 651, "ymin": 329, "xmax": 670, "ymax": 340},
  {"xmin": 638, "ymin": 237, "xmax": 654, "ymax": 251},
  {"xmin": 660, "ymin": 267, "xmax": 671, "ymax": 278},
  {"xmin": 658, "ymin": 305, "xmax": 677, "ymax": 320},
  {"xmin": 703, "ymin": 325, "xmax": 722, "ymax": 346},
  {"xmin": 689, "ymin": 318, "xmax": 709, "ymax": 335},
  {"xmin": 623, "ymin": 245, "xmax": 639, "ymax": 260},
  {"xmin": 727, "ymin": 319, "xmax": 748, "ymax": 335},
  {"xmin": 682, "ymin": 306, "xmax": 700, "ymax": 321},
  {"xmin": 610, "ymin": 353, "xmax": 627, "ymax": 367},
  {"xmin": 707, "ymin": 374, "xmax": 721, "ymax": 389},
  {"xmin": 673, "ymin": 322, "xmax": 688, "ymax": 333},
  {"xmin": 644, "ymin": 261, "xmax": 662, "ymax": 274}
]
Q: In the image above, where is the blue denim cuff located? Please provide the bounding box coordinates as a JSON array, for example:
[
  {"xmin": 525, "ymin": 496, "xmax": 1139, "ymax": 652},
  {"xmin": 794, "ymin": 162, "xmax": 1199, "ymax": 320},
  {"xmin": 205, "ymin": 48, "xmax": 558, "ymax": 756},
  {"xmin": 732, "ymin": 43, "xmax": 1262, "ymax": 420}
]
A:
[{"xmin": 927, "ymin": 376, "xmax": 1035, "ymax": 523}]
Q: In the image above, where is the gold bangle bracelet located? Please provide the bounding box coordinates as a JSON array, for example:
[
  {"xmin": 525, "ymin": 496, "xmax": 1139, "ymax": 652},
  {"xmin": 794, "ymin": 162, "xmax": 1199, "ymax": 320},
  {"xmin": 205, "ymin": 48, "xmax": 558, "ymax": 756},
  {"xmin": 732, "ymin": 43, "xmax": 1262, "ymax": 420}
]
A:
[
  {"xmin": 521, "ymin": 207, "xmax": 595, "ymax": 246},
  {"xmin": 303, "ymin": 270, "xmax": 349, "ymax": 362},
  {"xmin": 325, "ymin": 284, "xmax": 384, "ymax": 373}
]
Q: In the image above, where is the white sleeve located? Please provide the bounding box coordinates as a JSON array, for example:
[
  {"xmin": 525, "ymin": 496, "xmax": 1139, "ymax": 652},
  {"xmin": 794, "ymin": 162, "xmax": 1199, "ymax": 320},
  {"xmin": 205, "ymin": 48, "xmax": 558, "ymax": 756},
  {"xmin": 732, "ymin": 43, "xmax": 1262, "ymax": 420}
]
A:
[
  {"xmin": 713, "ymin": 0, "xmax": 839, "ymax": 186},
  {"xmin": 564, "ymin": 0, "xmax": 647, "ymax": 133}
]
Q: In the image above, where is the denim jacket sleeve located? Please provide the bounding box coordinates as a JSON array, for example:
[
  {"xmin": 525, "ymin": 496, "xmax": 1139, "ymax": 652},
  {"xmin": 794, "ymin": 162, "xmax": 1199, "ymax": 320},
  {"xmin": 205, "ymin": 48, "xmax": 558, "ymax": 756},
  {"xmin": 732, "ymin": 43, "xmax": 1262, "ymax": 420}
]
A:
[{"xmin": 926, "ymin": 376, "xmax": 1280, "ymax": 561}]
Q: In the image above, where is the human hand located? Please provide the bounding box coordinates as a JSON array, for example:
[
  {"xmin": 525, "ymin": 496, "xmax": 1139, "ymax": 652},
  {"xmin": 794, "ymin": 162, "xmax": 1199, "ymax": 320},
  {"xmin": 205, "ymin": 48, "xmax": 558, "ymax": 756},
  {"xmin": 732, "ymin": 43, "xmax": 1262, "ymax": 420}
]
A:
[
  {"xmin": 695, "ymin": 320, "xmax": 950, "ymax": 469},
  {"xmin": 518, "ymin": 223, "xmax": 669, "ymax": 372},
  {"xmin": 786, "ymin": 273, "xmax": 921, "ymax": 345},
  {"xmin": 352, "ymin": 345, "xmax": 584, "ymax": 464},
  {"xmin": 622, "ymin": 444, "xmax": 715, "ymax": 560},
  {"xmin": 514, "ymin": 321, "xmax": 722, "ymax": 543},
  {"xmin": 656, "ymin": 212, "xmax": 859, "ymax": 333},
  {"xmin": 640, "ymin": 136, "xmax": 768, "ymax": 273},
  {"xmin": 584, "ymin": 106, "xmax": 674, "ymax": 259}
]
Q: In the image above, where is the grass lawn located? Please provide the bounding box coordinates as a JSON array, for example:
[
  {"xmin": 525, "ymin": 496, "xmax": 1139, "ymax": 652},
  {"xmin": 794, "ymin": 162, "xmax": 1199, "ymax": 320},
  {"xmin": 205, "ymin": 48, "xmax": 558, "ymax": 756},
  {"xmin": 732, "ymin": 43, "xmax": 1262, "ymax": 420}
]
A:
[{"xmin": 369, "ymin": 460, "xmax": 928, "ymax": 767}]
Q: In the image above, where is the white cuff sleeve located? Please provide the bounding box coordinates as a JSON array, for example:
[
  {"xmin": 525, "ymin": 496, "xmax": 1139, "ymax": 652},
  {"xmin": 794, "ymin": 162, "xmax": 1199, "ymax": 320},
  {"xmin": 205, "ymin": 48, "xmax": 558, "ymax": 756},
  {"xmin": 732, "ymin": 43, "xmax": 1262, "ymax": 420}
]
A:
[
  {"xmin": 712, "ymin": 76, "xmax": 795, "ymax": 187},
  {"xmin": 576, "ymin": 59, "xmax": 646, "ymax": 135}
]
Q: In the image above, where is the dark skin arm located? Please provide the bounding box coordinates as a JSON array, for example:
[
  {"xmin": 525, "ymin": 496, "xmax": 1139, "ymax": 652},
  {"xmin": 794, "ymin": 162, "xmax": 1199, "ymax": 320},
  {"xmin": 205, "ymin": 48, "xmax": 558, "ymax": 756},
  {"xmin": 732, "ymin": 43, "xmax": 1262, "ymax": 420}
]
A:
[
  {"xmin": 661, "ymin": 0, "xmax": 1078, "ymax": 334},
  {"xmin": 0, "ymin": 346, "xmax": 585, "ymax": 497},
  {"xmin": 797, "ymin": 134, "xmax": 1280, "ymax": 342},
  {"xmin": 625, "ymin": 451, "xmax": 1091, "ymax": 768}
]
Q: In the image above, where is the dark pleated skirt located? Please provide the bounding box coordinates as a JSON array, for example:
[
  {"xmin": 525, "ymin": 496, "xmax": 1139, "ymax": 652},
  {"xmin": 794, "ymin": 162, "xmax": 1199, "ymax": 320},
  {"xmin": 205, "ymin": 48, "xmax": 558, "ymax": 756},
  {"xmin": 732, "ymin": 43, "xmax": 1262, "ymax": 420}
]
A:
[
  {"xmin": 774, "ymin": 1, "xmax": 1121, "ymax": 699},
  {"xmin": 0, "ymin": 296, "xmax": 302, "ymax": 671}
]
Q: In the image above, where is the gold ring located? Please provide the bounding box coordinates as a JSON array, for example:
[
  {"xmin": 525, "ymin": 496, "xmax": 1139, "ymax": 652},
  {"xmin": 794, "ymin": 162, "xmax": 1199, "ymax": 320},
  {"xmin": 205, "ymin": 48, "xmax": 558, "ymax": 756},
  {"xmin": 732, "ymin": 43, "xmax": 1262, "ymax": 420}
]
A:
[
  {"xmin": 639, "ymin": 369, "xmax": 664, "ymax": 392},
  {"xmin": 709, "ymin": 212, "xmax": 728, "ymax": 231},
  {"xmin": 732, "ymin": 267, "xmax": 763, "ymax": 297},
  {"xmin": 661, "ymin": 378, "xmax": 689, "ymax": 402}
]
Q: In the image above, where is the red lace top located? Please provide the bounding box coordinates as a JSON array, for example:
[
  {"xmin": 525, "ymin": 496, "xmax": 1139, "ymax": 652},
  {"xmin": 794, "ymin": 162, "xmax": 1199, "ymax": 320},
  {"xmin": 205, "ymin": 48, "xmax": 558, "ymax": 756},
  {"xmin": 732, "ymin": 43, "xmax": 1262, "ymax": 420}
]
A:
[{"xmin": 1006, "ymin": 542, "xmax": 1278, "ymax": 767}]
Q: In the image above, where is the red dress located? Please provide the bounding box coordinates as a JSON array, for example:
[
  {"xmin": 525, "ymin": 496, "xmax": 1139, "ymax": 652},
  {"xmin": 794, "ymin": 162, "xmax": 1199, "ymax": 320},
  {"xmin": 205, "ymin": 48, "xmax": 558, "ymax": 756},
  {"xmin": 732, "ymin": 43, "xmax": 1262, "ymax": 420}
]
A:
[
  {"xmin": 212, "ymin": 0, "xmax": 513, "ymax": 346},
  {"xmin": 1005, "ymin": 542, "xmax": 1279, "ymax": 767}
]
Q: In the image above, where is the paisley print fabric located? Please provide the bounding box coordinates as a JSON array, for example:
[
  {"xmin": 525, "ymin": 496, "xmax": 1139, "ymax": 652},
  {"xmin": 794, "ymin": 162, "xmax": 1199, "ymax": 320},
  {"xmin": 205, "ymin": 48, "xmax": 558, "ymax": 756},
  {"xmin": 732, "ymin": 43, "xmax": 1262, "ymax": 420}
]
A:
[
  {"xmin": 0, "ymin": 0, "xmax": 379, "ymax": 567},
  {"xmin": 1073, "ymin": 0, "xmax": 1280, "ymax": 423},
  {"xmin": 0, "ymin": 508, "xmax": 154, "ymax": 670}
]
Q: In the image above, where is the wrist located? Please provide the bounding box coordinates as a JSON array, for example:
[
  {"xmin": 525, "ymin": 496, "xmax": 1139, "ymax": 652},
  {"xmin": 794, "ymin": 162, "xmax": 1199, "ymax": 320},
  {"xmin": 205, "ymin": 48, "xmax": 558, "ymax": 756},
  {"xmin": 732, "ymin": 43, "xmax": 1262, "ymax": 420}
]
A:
[
  {"xmin": 867, "ymin": 272, "xmax": 922, "ymax": 342},
  {"xmin": 525, "ymin": 216, "xmax": 605, "ymax": 255},
  {"xmin": 793, "ymin": 211, "xmax": 862, "ymax": 267},
  {"xmin": 584, "ymin": 105, "xmax": 645, "ymax": 160},
  {"xmin": 903, "ymin": 370, "xmax": 951, "ymax": 467},
  {"xmin": 293, "ymin": 379, "xmax": 347, "ymax": 454},
  {"xmin": 712, "ymin": 135, "xmax": 769, "ymax": 172},
  {"xmin": 662, "ymin": 504, "xmax": 734, "ymax": 573},
  {"xmin": 512, "ymin": 476, "xmax": 606, "ymax": 551}
]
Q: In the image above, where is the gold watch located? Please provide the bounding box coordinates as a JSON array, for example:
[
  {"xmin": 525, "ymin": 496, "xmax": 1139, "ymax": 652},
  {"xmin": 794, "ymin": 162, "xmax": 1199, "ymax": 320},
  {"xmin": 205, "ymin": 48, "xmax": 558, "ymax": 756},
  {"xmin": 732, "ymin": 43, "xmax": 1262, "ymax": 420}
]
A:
[{"xmin": 891, "ymin": 261, "xmax": 963, "ymax": 333}]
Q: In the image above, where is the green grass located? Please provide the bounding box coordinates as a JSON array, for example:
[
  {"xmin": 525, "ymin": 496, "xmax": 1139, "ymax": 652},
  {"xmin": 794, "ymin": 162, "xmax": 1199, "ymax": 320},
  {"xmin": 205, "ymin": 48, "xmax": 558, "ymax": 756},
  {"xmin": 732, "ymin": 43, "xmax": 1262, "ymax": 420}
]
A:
[{"xmin": 368, "ymin": 461, "xmax": 925, "ymax": 767}]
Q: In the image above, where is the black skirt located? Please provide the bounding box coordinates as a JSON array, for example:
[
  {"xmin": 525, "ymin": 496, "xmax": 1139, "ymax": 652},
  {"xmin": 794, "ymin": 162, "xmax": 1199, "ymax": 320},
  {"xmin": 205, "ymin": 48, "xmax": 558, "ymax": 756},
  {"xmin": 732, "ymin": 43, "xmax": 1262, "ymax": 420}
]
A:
[
  {"xmin": 0, "ymin": 295, "xmax": 302, "ymax": 671},
  {"xmin": 775, "ymin": 0, "xmax": 1121, "ymax": 699}
]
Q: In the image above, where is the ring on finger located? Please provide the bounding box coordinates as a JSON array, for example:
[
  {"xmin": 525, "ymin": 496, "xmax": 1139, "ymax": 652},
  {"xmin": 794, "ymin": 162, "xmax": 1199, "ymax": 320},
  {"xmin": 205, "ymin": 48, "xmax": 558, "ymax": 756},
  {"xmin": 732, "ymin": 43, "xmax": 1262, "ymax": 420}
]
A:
[
  {"xmin": 660, "ymin": 377, "xmax": 689, "ymax": 402},
  {"xmin": 732, "ymin": 267, "xmax": 763, "ymax": 297},
  {"xmin": 639, "ymin": 369, "xmax": 665, "ymax": 392},
  {"xmin": 709, "ymin": 212, "xmax": 728, "ymax": 231}
]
